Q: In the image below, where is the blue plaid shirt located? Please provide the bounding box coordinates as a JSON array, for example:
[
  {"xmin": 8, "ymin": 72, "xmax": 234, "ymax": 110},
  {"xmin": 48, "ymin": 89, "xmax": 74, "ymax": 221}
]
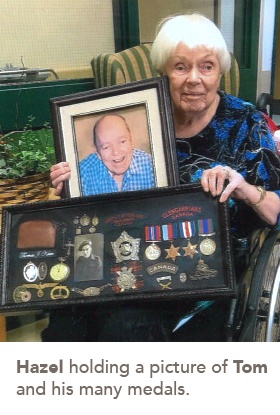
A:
[{"xmin": 79, "ymin": 148, "xmax": 155, "ymax": 195}]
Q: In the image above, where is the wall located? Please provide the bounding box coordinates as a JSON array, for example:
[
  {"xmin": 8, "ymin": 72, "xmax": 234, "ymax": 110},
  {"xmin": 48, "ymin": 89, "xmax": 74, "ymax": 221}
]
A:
[
  {"xmin": 0, "ymin": 0, "xmax": 115, "ymax": 80},
  {"xmin": 257, "ymin": 0, "xmax": 276, "ymax": 99},
  {"xmin": 138, "ymin": 0, "xmax": 215, "ymax": 43}
]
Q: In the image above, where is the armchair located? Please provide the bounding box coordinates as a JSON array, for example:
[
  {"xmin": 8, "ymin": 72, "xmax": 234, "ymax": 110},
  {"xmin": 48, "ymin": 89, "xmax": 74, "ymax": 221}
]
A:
[
  {"xmin": 256, "ymin": 92, "xmax": 280, "ymax": 127},
  {"xmin": 91, "ymin": 43, "xmax": 240, "ymax": 97}
]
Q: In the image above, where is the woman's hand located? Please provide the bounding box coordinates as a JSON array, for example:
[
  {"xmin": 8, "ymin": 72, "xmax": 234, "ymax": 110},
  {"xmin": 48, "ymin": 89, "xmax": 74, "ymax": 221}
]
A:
[
  {"xmin": 50, "ymin": 162, "xmax": 71, "ymax": 196},
  {"xmin": 201, "ymin": 165, "xmax": 244, "ymax": 202},
  {"xmin": 201, "ymin": 165, "xmax": 280, "ymax": 226}
]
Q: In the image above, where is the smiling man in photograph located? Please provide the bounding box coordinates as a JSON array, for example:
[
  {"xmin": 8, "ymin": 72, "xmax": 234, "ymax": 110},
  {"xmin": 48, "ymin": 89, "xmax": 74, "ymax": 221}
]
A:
[{"xmin": 79, "ymin": 113, "xmax": 155, "ymax": 195}]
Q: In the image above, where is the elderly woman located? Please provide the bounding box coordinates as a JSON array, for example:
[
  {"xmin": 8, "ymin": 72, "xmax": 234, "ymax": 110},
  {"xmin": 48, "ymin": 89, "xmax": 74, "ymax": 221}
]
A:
[
  {"xmin": 151, "ymin": 13, "xmax": 280, "ymax": 231},
  {"xmin": 44, "ymin": 13, "xmax": 280, "ymax": 342}
]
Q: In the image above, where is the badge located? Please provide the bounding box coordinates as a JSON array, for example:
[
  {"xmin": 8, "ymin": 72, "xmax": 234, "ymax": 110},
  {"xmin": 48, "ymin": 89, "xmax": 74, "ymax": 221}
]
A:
[
  {"xmin": 71, "ymin": 283, "xmax": 112, "ymax": 297},
  {"xmin": 189, "ymin": 259, "xmax": 218, "ymax": 280},
  {"xmin": 64, "ymin": 239, "xmax": 74, "ymax": 256},
  {"xmin": 13, "ymin": 286, "xmax": 31, "ymax": 303},
  {"xmin": 179, "ymin": 273, "xmax": 187, "ymax": 283},
  {"xmin": 156, "ymin": 276, "xmax": 172, "ymax": 290},
  {"xmin": 23, "ymin": 261, "xmax": 38, "ymax": 282},
  {"xmin": 199, "ymin": 238, "xmax": 216, "ymax": 255},
  {"xmin": 111, "ymin": 231, "xmax": 140, "ymax": 263},
  {"xmin": 23, "ymin": 282, "xmax": 58, "ymax": 297},
  {"xmin": 50, "ymin": 285, "xmax": 70, "ymax": 300},
  {"xmin": 116, "ymin": 267, "xmax": 137, "ymax": 292}
]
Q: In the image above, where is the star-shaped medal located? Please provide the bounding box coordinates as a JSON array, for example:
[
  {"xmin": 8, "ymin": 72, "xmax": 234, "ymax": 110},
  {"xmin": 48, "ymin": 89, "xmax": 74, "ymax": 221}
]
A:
[
  {"xmin": 164, "ymin": 243, "xmax": 181, "ymax": 261},
  {"xmin": 182, "ymin": 241, "xmax": 198, "ymax": 259}
]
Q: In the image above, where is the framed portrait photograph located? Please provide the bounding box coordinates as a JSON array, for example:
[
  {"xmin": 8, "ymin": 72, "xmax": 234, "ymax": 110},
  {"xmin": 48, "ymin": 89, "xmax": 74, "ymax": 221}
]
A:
[
  {"xmin": 0, "ymin": 183, "xmax": 236, "ymax": 313},
  {"xmin": 50, "ymin": 76, "xmax": 179, "ymax": 198}
]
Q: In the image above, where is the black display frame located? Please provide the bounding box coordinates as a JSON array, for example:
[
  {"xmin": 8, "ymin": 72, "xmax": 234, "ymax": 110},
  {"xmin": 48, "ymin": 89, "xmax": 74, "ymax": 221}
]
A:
[{"xmin": 0, "ymin": 184, "xmax": 236, "ymax": 313}]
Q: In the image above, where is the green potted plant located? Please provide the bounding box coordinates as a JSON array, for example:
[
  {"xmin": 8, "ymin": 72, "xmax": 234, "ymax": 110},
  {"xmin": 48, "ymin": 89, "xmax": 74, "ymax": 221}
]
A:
[{"xmin": 0, "ymin": 116, "xmax": 56, "ymax": 211}]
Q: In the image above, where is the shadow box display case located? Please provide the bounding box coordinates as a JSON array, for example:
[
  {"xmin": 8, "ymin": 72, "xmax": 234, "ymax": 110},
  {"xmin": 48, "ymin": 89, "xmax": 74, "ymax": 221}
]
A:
[{"xmin": 0, "ymin": 184, "xmax": 236, "ymax": 313}]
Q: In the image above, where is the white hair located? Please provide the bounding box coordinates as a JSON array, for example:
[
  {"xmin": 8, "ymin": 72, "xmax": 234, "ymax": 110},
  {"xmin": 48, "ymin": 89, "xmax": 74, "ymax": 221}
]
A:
[{"xmin": 151, "ymin": 13, "xmax": 231, "ymax": 74}]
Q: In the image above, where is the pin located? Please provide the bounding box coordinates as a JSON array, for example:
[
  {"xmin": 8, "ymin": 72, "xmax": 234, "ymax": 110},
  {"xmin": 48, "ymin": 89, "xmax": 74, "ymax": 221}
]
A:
[
  {"xmin": 71, "ymin": 283, "xmax": 112, "ymax": 297},
  {"xmin": 112, "ymin": 231, "xmax": 140, "ymax": 263},
  {"xmin": 50, "ymin": 285, "xmax": 70, "ymax": 300},
  {"xmin": 189, "ymin": 259, "xmax": 218, "ymax": 280},
  {"xmin": 156, "ymin": 276, "xmax": 172, "ymax": 290},
  {"xmin": 116, "ymin": 267, "xmax": 137, "ymax": 292}
]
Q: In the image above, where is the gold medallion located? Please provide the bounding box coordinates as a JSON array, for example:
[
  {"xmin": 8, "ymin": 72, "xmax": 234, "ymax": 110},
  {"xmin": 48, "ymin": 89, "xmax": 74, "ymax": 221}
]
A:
[
  {"xmin": 92, "ymin": 215, "xmax": 99, "ymax": 226},
  {"xmin": 80, "ymin": 214, "xmax": 91, "ymax": 226}
]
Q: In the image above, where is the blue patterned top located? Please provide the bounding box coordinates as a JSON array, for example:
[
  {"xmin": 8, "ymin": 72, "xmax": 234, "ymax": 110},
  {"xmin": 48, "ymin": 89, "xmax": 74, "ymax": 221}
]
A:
[
  {"xmin": 79, "ymin": 148, "xmax": 155, "ymax": 195},
  {"xmin": 176, "ymin": 91, "xmax": 280, "ymax": 231}
]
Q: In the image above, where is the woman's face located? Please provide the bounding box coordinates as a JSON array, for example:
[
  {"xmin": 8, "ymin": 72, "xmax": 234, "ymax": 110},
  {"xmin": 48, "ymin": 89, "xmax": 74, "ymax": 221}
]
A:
[{"xmin": 164, "ymin": 44, "xmax": 222, "ymax": 115}]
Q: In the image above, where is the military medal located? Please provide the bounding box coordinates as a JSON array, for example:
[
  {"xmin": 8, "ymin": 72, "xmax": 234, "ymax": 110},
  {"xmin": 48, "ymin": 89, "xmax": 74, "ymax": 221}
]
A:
[
  {"xmin": 197, "ymin": 218, "xmax": 216, "ymax": 255},
  {"xmin": 200, "ymin": 238, "xmax": 216, "ymax": 255},
  {"xmin": 145, "ymin": 225, "xmax": 161, "ymax": 260},
  {"xmin": 111, "ymin": 231, "xmax": 140, "ymax": 263},
  {"xmin": 80, "ymin": 214, "xmax": 91, "ymax": 226},
  {"xmin": 116, "ymin": 267, "xmax": 137, "ymax": 292},
  {"xmin": 92, "ymin": 215, "xmax": 99, "ymax": 226},
  {"xmin": 182, "ymin": 241, "xmax": 198, "ymax": 259},
  {"xmin": 50, "ymin": 257, "xmax": 70, "ymax": 282},
  {"xmin": 162, "ymin": 223, "xmax": 180, "ymax": 261},
  {"xmin": 164, "ymin": 243, "xmax": 181, "ymax": 261}
]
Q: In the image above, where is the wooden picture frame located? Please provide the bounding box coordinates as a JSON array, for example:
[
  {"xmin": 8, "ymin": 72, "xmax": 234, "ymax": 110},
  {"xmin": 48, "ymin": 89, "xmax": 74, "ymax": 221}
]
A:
[{"xmin": 50, "ymin": 77, "xmax": 179, "ymax": 198}]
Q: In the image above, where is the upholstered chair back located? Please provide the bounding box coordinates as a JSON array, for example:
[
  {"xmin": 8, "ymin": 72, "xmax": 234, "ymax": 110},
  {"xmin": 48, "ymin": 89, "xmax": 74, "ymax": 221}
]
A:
[{"xmin": 92, "ymin": 43, "xmax": 240, "ymax": 97}]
